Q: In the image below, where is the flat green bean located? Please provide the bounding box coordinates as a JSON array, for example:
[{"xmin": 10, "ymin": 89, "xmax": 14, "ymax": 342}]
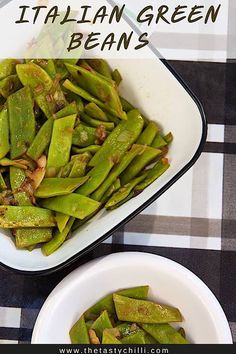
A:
[
  {"xmin": 69, "ymin": 315, "xmax": 90, "ymax": 344},
  {"xmin": 86, "ymin": 59, "xmax": 112, "ymax": 79},
  {"xmin": 41, "ymin": 194, "xmax": 101, "ymax": 219},
  {"xmin": 0, "ymin": 75, "xmax": 22, "ymax": 98},
  {"xmin": 0, "ymin": 59, "xmax": 18, "ymax": 80},
  {"xmin": 152, "ymin": 134, "xmax": 167, "ymax": 149},
  {"xmin": 0, "ymin": 173, "xmax": 7, "ymax": 191},
  {"xmin": 0, "ymin": 107, "xmax": 10, "ymax": 159},
  {"xmin": 91, "ymin": 145, "xmax": 145, "ymax": 201},
  {"xmin": 0, "ymin": 206, "xmax": 56, "ymax": 228},
  {"xmin": 47, "ymin": 114, "xmax": 76, "ymax": 176},
  {"xmin": 140, "ymin": 324, "xmax": 189, "ymax": 344},
  {"xmin": 112, "ymin": 69, "xmax": 122, "ymax": 86},
  {"xmin": 136, "ymin": 121, "xmax": 159, "ymax": 145},
  {"xmin": 84, "ymin": 103, "xmax": 108, "ymax": 122},
  {"xmin": 35, "ymin": 177, "xmax": 88, "ymax": 198},
  {"xmin": 120, "ymin": 146, "xmax": 161, "ymax": 185},
  {"xmin": 42, "ymin": 217, "xmax": 75, "ymax": 256},
  {"xmin": 81, "ymin": 112, "xmax": 114, "ymax": 131},
  {"xmin": 113, "ymin": 294, "xmax": 182, "ymax": 323},
  {"xmin": 72, "ymin": 145, "xmax": 101, "ymax": 155},
  {"xmin": 55, "ymin": 213, "xmax": 70, "ymax": 233},
  {"xmin": 8, "ymin": 86, "xmax": 35, "ymax": 159},
  {"xmin": 27, "ymin": 119, "xmax": 53, "ymax": 161},
  {"xmin": 73, "ymin": 124, "xmax": 107, "ymax": 148},
  {"xmin": 102, "ymin": 330, "xmax": 121, "ymax": 344},
  {"xmin": 91, "ymin": 310, "xmax": 113, "ymax": 339},
  {"xmin": 89, "ymin": 110, "xmax": 144, "ymax": 167},
  {"xmin": 69, "ymin": 153, "xmax": 91, "ymax": 177},
  {"xmin": 54, "ymin": 101, "xmax": 77, "ymax": 119},
  {"xmin": 15, "ymin": 228, "xmax": 52, "ymax": 249}
]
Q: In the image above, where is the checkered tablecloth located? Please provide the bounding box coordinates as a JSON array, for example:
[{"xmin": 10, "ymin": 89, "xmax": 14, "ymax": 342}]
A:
[{"xmin": 0, "ymin": 59, "xmax": 236, "ymax": 343}]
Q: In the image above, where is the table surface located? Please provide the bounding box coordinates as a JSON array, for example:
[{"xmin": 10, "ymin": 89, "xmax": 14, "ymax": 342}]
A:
[{"xmin": 0, "ymin": 60, "xmax": 236, "ymax": 344}]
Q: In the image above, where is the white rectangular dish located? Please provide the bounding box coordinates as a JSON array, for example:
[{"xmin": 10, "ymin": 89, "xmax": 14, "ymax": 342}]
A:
[{"xmin": 0, "ymin": 57, "xmax": 207, "ymax": 274}]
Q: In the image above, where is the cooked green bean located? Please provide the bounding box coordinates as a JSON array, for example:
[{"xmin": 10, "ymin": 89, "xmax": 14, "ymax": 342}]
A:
[
  {"xmin": 136, "ymin": 121, "xmax": 159, "ymax": 145},
  {"xmin": 121, "ymin": 331, "xmax": 145, "ymax": 344},
  {"xmin": 81, "ymin": 112, "xmax": 114, "ymax": 131},
  {"xmin": 9, "ymin": 167, "xmax": 31, "ymax": 206},
  {"xmin": 135, "ymin": 158, "xmax": 170, "ymax": 192},
  {"xmin": 120, "ymin": 146, "xmax": 161, "ymax": 185},
  {"xmin": 34, "ymin": 59, "xmax": 57, "ymax": 79},
  {"xmin": 47, "ymin": 115, "xmax": 76, "ymax": 176},
  {"xmin": 112, "ymin": 69, "xmax": 122, "ymax": 86},
  {"xmin": 84, "ymin": 103, "xmax": 108, "ymax": 122},
  {"xmin": 54, "ymin": 101, "xmax": 77, "ymax": 119},
  {"xmin": 152, "ymin": 134, "xmax": 168, "ymax": 149},
  {"xmin": 0, "ymin": 107, "xmax": 10, "ymax": 159},
  {"xmin": 89, "ymin": 110, "xmax": 144, "ymax": 167},
  {"xmin": 0, "ymin": 158, "xmax": 28, "ymax": 170},
  {"xmin": 0, "ymin": 206, "xmax": 56, "ymax": 228},
  {"xmin": 141, "ymin": 324, "xmax": 189, "ymax": 344},
  {"xmin": 100, "ymin": 179, "xmax": 121, "ymax": 204},
  {"xmin": 76, "ymin": 158, "xmax": 114, "ymax": 196},
  {"xmin": 102, "ymin": 330, "xmax": 121, "ymax": 344},
  {"xmin": 164, "ymin": 132, "xmax": 174, "ymax": 145},
  {"xmin": 91, "ymin": 145, "xmax": 145, "ymax": 202},
  {"xmin": 15, "ymin": 228, "xmax": 52, "ymax": 249},
  {"xmin": 27, "ymin": 119, "xmax": 53, "ymax": 161},
  {"xmin": 86, "ymin": 59, "xmax": 112, "ymax": 79},
  {"xmin": 8, "ymin": 86, "xmax": 35, "ymax": 159},
  {"xmin": 35, "ymin": 177, "xmax": 88, "ymax": 198},
  {"xmin": 106, "ymin": 173, "xmax": 148, "ymax": 210},
  {"xmin": 70, "ymin": 315, "xmax": 90, "ymax": 344},
  {"xmin": 69, "ymin": 153, "xmax": 91, "ymax": 178},
  {"xmin": 0, "ymin": 75, "xmax": 22, "ymax": 98},
  {"xmin": 41, "ymin": 194, "xmax": 101, "ymax": 219},
  {"xmin": 0, "ymin": 173, "xmax": 7, "ymax": 191},
  {"xmin": 0, "ymin": 59, "xmax": 18, "ymax": 80},
  {"xmin": 71, "ymin": 145, "xmax": 101, "ymax": 155},
  {"xmin": 55, "ymin": 213, "xmax": 70, "ymax": 233},
  {"xmin": 91, "ymin": 310, "xmax": 113, "ymax": 339},
  {"xmin": 42, "ymin": 217, "xmax": 75, "ymax": 256},
  {"xmin": 113, "ymin": 294, "xmax": 182, "ymax": 323},
  {"xmin": 72, "ymin": 124, "xmax": 107, "ymax": 148}
]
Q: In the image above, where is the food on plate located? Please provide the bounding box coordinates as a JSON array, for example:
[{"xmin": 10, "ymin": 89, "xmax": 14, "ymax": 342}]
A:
[
  {"xmin": 0, "ymin": 58, "xmax": 173, "ymax": 255},
  {"xmin": 70, "ymin": 286, "xmax": 189, "ymax": 344}
]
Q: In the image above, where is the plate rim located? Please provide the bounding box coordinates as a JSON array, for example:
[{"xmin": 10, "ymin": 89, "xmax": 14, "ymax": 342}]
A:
[{"xmin": 31, "ymin": 252, "xmax": 232, "ymax": 344}]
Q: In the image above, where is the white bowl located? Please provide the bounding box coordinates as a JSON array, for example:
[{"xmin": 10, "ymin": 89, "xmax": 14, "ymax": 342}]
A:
[
  {"xmin": 32, "ymin": 252, "xmax": 232, "ymax": 344},
  {"xmin": 0, "ymin": 58, "xmax": 206, "ymax": 274}
]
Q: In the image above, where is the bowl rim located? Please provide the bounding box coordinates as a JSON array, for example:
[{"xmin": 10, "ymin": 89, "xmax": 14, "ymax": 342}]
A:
[
  {"xmin": 0, "ymin": 19, "xmax": 207, "ymax": 275},
  {"xmin": 31, "ymin": 252, "xmax": 232, "ymax": 344}
]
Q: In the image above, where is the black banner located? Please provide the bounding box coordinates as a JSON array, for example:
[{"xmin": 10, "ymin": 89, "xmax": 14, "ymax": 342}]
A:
[{"xmin": 0, "ymin": 345, "xmax": 235, "ymax": 354}]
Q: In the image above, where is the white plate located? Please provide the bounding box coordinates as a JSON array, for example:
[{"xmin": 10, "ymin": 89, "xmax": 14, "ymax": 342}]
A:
[
  {"xmin": 32, "ymin": 252, "xmax": 232, "ymax": 344},
  {"xmin": 0, "ymin": 58, "xmax": 206, "ymax": 273}
]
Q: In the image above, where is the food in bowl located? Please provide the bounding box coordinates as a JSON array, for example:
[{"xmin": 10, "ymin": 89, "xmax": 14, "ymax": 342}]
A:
[
  {"xmin": 70, "ymin": 285, "xmax": 189, "ymax": 344},
  {"xmin": 0, "ymin": 58, "xmax": 172, "ymax": 256}
]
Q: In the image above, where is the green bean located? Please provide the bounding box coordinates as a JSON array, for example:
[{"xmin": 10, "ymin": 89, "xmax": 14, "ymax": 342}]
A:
[
  {"xmin": 113, "ymin": 294, "xmax": 182, "ymax": 324},
  {"xmin": 0, "ymin": 75, "xmax": 22, "ymax": 98},
  {"xmin": 42, "ymin": 217, "xmax": 75, "ymax": 256},
  {"xmin": 100, "ymin": 179, "xmax": 121, "ymax": 205},
  {"xmin": 0, "ymin": 59, "xmax": 18, "ymax": 80},
  {"xmin": 15, "ymin": 228, "xmax": 52, "ymax": 249},
  {"xmin": 54, "ymin": 101, "xmax": 77, "ymax": 119},
  {"xmin": 140, "ymin": 324, "xmax": 189, "ymax": 344},
  {"xmin": 86, "ymin": 321, "xmax": 94, "ymax": 331},
  {"xmin": 164, "ymin": 132, "xmax": 174, "ymax": 145},
  {"xmin": 91, "ymin": 310, "xmax": 113, "ymax": 339},
  {"xmin": 120, "ymin": 146, "xmax": 161, "ymax": 185},
  {"xmin": 79, "ymin": 60, "xmax": 114, "ymax": 84},
  {"xmin": 72, "ymin": 124, "xmax": 107, "ymax": 148},
  {"xmin": 9, "ymin": 167, "xmax": 31, "ymax": 206},
  {"xmin": 55, "ymin": 213, "xmax": 70, "ymax": 233},
  {"xmin": 47, "ymin": 114, "xmax": 76, "ymax": 176},
  {"xmin": 34, "ymin": 177, "xmax": 88, "ymax": 198},
  {"xmin": 120, "ymin": 96, "xmax": 135, "ymax": 112},
  {"xmin": 106, "ymin": 190, "xmax": 135, "ymax": 210},
  {"xmin": 0, "ymin": 107, "xmax": 10, "ymax": 159},
  {"xmin": 135, "ymin": 158, "xmax": 170, "ymax": 193},
  {"xmin": 86, "ymin": 59, "xmax": 112, "ymax": 79},
  {"xmin": 152, "ymin": 134, "xmax": 168, "ymax": 149},
  {"xmin": 102, "ymin": 330, "xmax": 121, "ymax": 344},
  {"xmin": 0, "ymin": 173, "xmax": 7, "ymax": 191},
  {"xmin": 64, "ymin": 91, "xmax": 84, "ymax": 113},
  {"xmin": 117, "ymin": 323, "xmax": 139, "ymax": 337},
  {"xmin": 89, "ymin": 110, "xmax": 144, "ymax": 167},
  {"xmin": 106, "ymin": 173, "xmax": 148, "ymax": 210},
  {"xmin": 58, "ymin": 160, "xmax": 74, "ymax": 178},
  {"xmin": 8, "ymin": 86, "xmax": 35, "ymax": 159},
  {"xmin": 65, "ymin": 64, "xmax": 125, "ymax": 120},
  {"xmin": 16, "ymin": 63, "xmax": 66, "ymax": 118},
  {"xmin": 72, "ymin": 145, "xmax": 101, "ymax": 155},
  {"xmin": 55, "ymin": 60, "xmax": 69, "ymax": 80},
  {"xmin": 91, "ymin": 145, "xmax": 145, "ymax": 202},
  {"xmin": 81, "ymin": 112, "xmax": 114, "ymax": 131},
  {"xmin": 84, "ymin": 103, "xmax": 108, "ymax": 122},
  {"xmin": 178, "ymin": 327, "xmax": 186, "ymax": 338},
  {"xmin": 27, "ymin": 119, "xmax": 53, "ymax": 161},
  {"xmin": 84, "ymin": 286, "xmax": 149, "ymax": 320},
  {"xmin": 121, "ymin": 331, "xmax": 145, "ymax": 344},
  {"xmin": 0, "ymin": 206, "xmax": 56, "ymax": 228},
  {"xmin": 34, "ymin": 59, "xmax": 57, "ymax": 79},
  {"xmin": 41, "ymin": 194, "xmax": 101, "ymax": 219},
  {"xmin": 112, "ymin": 69, "xmax": 122, "ymax": 86},
  {"xmin": 69, "ymin": 153, "xmax": 91, "ymax": 177},
  {"xmin": 63, "ymin": 80, "xmax": 126, "ymax": 120},
  {"xmin": 144, "ymin": 333, "xmax": 158, "ymax": 344},
  {"xmin": 136, "ymin": 121, "xmax": 159, "ymax": 145},
  {"xmin": 71, "ymin": 210, "xmax": 98, "ymax": 232},
  {"xmin": 76, "ymin": 158, "xmax": 114, "ymax": 196},
  {"xmin": 69, "ymin": 315, "xmax": 90, "ymax": 344}
]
